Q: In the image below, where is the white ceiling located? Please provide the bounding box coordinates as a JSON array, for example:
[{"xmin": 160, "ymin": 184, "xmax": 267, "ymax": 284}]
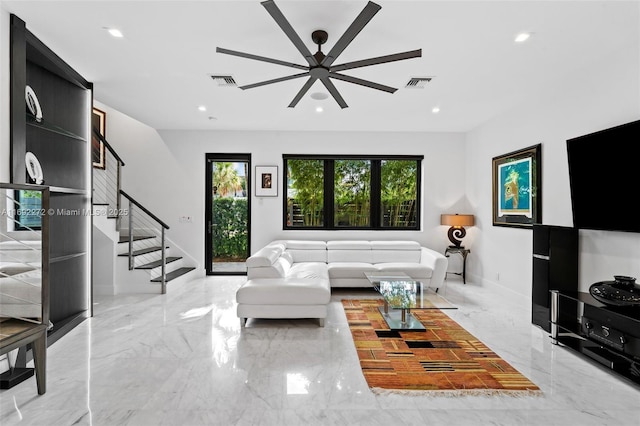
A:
[{"xmin": 3, "ymin": 0, "xmax": 638, "ymax": 132}]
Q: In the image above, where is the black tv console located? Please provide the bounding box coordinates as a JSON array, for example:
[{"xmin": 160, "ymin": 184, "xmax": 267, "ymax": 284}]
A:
[{"xmin": 550, "ymin": 290, "xmax": 640, "ymax": 386}]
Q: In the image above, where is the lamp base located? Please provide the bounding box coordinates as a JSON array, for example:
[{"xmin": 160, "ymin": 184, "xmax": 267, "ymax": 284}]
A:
[{"xmin": 447, "ymin": 226, "xmax": 467, "ymax": 248}]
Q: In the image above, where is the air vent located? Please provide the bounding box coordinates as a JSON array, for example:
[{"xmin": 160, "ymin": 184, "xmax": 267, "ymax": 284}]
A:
[
  {"xmin": 405, "ymin": 77, "xmax": 433, "ymax": 89},
  {"xmin": 210, "ymin": 75, "xmax": 237, "ymax": 87}
]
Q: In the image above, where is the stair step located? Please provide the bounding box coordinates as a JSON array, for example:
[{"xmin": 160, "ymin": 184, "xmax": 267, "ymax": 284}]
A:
[
  {"xmin": 150, "ymin": 267, "xmax": 196, "ymax": 283},
  {"xmin": 135, "ymin": 257, "xmax": 182, "ymax": 270},
  {"xmin": 119, "ymin": 235, "xmax": 156, "ymax": 243},
  {"xmin": 118, "ymin": 246, "xmax": 168, "ymax": 257}
]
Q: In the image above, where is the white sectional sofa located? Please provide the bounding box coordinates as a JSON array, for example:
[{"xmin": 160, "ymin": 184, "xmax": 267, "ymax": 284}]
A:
[{"xmin": 236, "ymin": 240, "xmax": 448, "ymax": 327}]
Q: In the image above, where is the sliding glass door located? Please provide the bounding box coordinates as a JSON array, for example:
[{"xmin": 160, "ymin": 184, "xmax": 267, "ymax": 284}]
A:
[{"xmin": 205, "ymin": 154, "xmax": 251, "ymax": 275}]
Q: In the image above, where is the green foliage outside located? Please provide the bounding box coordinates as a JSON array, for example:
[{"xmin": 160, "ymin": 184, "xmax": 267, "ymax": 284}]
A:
[
  {"xmin": 380, "ymin": 160, "xmax": 417, "ymax": 227},
  {"xmin": 212, "ymin": 197, "xmax": 248, "ymax": 261},
  {"xmin": 287, "ymin": 159, "xmax": 418, "ymax": 228},
  {"xmin": 334, "ymin": 159, "xmax": 370, "ymax": 226},
  {"xmin": 287, "ymin": 159, "xmax": 324, "ymax": 226},
  {"xmin": 213, "ymin": 162, "xmax": 245, "ymax": 197},
  {"xmin": 212, "ymin": 162, "xmax": 247, "ymax": 261}
]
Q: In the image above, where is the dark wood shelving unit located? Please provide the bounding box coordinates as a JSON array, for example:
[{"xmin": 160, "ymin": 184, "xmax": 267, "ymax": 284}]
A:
[{"xmin": 10, "ymin": 14, "xmax": 93, "ymax": 344}]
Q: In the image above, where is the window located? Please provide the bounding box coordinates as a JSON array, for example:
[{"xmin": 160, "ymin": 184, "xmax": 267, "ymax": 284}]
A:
[{"xmin": 284, "ymin": 155, "xmax": 422, "ymax": 230}]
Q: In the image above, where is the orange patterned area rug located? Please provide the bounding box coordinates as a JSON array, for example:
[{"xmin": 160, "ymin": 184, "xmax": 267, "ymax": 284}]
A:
[{"xmin": 342, "ymin": 299, "xmax": 542, "ymax": 396}]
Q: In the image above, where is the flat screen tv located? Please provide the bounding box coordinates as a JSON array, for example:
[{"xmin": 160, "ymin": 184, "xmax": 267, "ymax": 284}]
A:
[{"xmin": 566, "ymin": 119, "xmax": 640, "ymax": 232}]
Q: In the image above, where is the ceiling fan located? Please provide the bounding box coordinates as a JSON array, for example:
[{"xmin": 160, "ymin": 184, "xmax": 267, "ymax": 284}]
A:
[{"xmin": 216, "ymin": 0, "xmax": 422, "ymax": 109}]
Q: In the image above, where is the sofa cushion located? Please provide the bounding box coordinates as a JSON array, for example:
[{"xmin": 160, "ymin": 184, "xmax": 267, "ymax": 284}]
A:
[
  {"xmin": 374, "ymin": 262, "xmax": 432, "ymax": 279},
  {"xmin": 328, "ymin": 249, "xmax": 373, "ymax": 263},
  {"xmin": 288, "ymin": 249, "xmax": 327, "ymax": 263},
  {"xmin": 327, "ymin": 241, "xmax": 373, "ymax": 263},
  {"xmin": 284, "ymin": 239, "xmax": 328, "ymax": 263},
  {"xmin": 328, "ymin": 262, "xmax": 377, "ymax": 278},
  {"xmin": 236, "ymin": 278, "xmax": 330, "ymax": 305},
  {"xmin": 245, "ymin": 243, "xmax": 285, "ymax": 268},
  {"xmin": 246, "ymin": 257, "xmax": 291, "ymax": 279},
  {"xmin": 288, "ymin": 262, "xmax": 329, "ymax": 280}
]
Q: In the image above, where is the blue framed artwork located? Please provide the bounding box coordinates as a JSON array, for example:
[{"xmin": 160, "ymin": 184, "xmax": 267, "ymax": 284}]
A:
[{"xmin": 492, "ymin": 144, "xmax": 541, "ymax": 228}]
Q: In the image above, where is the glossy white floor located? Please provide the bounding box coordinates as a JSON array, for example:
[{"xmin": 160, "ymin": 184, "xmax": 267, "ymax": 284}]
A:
[{"xmin": 1, "ymin": 274, "xmax": 639, "ymax": 426}]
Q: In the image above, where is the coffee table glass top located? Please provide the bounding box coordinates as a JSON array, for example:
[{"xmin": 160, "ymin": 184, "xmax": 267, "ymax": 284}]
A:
[{"xmin": 364, "ymin": 272, "xmax": 456, "ymax": 311}]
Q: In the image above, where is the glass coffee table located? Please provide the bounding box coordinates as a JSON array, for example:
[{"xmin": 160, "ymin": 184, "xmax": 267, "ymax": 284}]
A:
[{"xmin": 365, "ymin": 272, "xmax": 457, "ymax": 330}]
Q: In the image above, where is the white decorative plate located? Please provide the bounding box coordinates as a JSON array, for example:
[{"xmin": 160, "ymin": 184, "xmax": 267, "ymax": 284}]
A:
[
  {"xmin": 25, "ymin": 151, "xmax": 44, "ymax": 184},
  {"xmin": 25, "ymin": 85, "xmax": 43, "ymax": 122}
]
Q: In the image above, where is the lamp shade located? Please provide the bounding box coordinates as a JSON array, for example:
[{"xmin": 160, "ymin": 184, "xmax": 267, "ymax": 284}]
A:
[{"xmin": 441, "ymin": 214, "xmax": 474, "ymax": 227}]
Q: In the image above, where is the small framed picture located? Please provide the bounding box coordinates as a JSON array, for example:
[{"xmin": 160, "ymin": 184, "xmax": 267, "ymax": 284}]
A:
[
  {"xmin": 92, "ymin": 107, "xmax": 106, "ymax": 169},
  {"xmin": 492, "ymin": 144, "xmax": 541, "ymax": 228},
  {"xmin": 255, "ymin": 166, "xmax": 278, "ymax": 197}
]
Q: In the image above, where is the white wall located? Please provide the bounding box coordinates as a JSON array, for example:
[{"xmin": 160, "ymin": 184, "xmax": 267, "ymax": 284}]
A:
[
  {"xmin": 92, "ymin": 110, "xmax": 467, "ymax": 272},
  {"xmin": 466, "ymin": 44, "xmax": 640, "ymax": 298}
]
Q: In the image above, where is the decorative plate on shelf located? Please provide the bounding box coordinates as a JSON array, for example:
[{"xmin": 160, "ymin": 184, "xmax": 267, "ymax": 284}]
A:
[
  {"xmin": 25, "ymin": 85, "xmax": 43, "ymax": 122},
  {"xmin": 25, "ymin": 151, "xmax": 44, "ymax": 185}
]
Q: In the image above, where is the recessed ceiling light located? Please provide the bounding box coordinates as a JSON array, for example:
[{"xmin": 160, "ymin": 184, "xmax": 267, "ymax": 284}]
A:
[
  {"xmin": 432, "ymin": 107, "xmax": 440, "ymax": 114},
  {"xmin": 315, "ymin": 106, "xmax": 324, "ymax": 113},
  {"xmin": 105, "ymin": 28, "xmax": 124, "ymax": 38},
  {"xmin": 198, "ymin": 105, "xmax": 207, "ymax": 112},
  {"xmin": 515, "ymin": 32, "xmax": 531, "ymax": 43},
  {"xmin": 311, "ymin": 92, "xmax": 329, "ymax": 100}
]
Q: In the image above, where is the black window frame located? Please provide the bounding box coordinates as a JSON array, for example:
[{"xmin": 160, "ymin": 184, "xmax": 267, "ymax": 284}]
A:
[{"xmin": 283, "ymin": 154, "xmax": 423, "ymax": 231}]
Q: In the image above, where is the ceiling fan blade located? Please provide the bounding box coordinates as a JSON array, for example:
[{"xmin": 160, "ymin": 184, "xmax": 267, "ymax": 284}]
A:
[
  {"xmin": 331, "ymin": 49, "xmax": 422, "ymax": 72},
  {"xmin": 320, "ymin": 77, "xmax": 348, "ymax": 109},
  {"xmin": 321, "ymin": 1, "xmax": 381, "ymax": 68},
  {"xmin": 261, "ymin": 0, "xmax": 318, "ymax": 66},
  {"xmin": 288, "ymin": 76, "xmax": 318, "ymax": 108},
  {"xmin": 329, "ymin": 72, "xmax": 397, "ymax": 93},
  {"xmin": 239, "ymin": 72, "xmax": 310, "ymax": 90},
  {"xmin": 216, "ymin": 47, "xmax": 308, "ymax": 71}
]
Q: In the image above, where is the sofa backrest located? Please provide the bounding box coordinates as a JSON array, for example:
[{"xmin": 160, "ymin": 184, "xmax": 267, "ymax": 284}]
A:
[
  {"xmin": 326, "ymin": 240, "xmax": 372, "ymax": 263},
  {"xmin": 284, "ymin": 240, "xmax": 327, "ymax": 263},
  {"xmin": 247, "ymin": 240, "xmax": 425, "ymax": 272},
  {"xmin": 371, "ymin": 240, "xmax": 422, "ymax": 263},
  {"xmin": 245, "ymin": 242, "xmax": 291, "ymax": 278}
]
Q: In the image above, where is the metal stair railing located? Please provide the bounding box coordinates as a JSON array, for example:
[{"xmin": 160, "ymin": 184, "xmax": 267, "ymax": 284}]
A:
[
  {"xmin": 92, "ymin": 127, "xmax": 125, "ymax": 227},
  {"xmin": 91, "ymin": 128, "xmax": 174, "ymax": 294},
  {"xmin": 119, "ymin": 190, "xmax": 171, "ymax": 294}
]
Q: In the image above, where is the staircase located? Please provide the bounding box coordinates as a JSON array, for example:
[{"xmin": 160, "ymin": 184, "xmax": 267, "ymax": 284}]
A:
[{"xmin": 92, "ymin": 128, "xmax": 197, "ymax": 294}]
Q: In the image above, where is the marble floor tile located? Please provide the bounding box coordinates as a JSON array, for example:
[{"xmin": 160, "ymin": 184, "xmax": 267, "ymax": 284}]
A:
[{"xmin": 1, "ymin": 275, "xmax": 639, "ymax": 426}]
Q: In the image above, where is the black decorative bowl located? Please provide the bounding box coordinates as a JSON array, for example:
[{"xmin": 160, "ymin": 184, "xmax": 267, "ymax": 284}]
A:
[{"xmin": 589, "ymin": 275, "xmax": 640, "ymax": 307}]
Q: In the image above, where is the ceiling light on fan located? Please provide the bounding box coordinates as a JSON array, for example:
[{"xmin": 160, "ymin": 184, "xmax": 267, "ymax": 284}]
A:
[
  {"xmin": 216, "ymin": 0, "xmax": 422, "ymax": 109},
  {"xmin": 310, "ymin": 92, "xmax": 329, "ymax": 100}
]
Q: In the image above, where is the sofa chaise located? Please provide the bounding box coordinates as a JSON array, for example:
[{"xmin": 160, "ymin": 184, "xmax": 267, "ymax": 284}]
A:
[{"xmin": 236, "ymin": 240, "xmax": 448, "ymax": 327}]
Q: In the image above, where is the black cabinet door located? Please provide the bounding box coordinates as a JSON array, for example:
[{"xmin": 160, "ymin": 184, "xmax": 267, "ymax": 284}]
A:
[{"xmin": 532, "ymin": 224, "xmax": 578, "ymax": 332}]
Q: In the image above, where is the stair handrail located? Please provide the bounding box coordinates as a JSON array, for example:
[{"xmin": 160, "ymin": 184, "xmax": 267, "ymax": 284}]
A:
[
  {"xmin": 92, "ymin": 127, "xmax": 125, "ymax": 166},
  {"xmin": 119, "ymin": 190, "xmax": 169, "ymax": 230},
  {"xmin": 92, "ymin": 127, "xmax": 124, "ymax": 229},
  {"xmin": 90, "ymin": 134, "xmax": 177, "ymax": 295},
  {"xmin": 119, "ymin": 189, "xmax": 169, "ymax": 294}
]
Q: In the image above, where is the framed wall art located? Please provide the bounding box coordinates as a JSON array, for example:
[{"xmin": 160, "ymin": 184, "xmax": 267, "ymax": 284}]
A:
[
  {"xmin": 492, "ymin": 143, "xmax": 541, "ymax": 228},
  {"xmin": 255, "ymin": 166, "xmax": 278, "ymax": 197},
  {"xmin": 92, "ymin": 107, "xmax": 106, "ymax": 169}
]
